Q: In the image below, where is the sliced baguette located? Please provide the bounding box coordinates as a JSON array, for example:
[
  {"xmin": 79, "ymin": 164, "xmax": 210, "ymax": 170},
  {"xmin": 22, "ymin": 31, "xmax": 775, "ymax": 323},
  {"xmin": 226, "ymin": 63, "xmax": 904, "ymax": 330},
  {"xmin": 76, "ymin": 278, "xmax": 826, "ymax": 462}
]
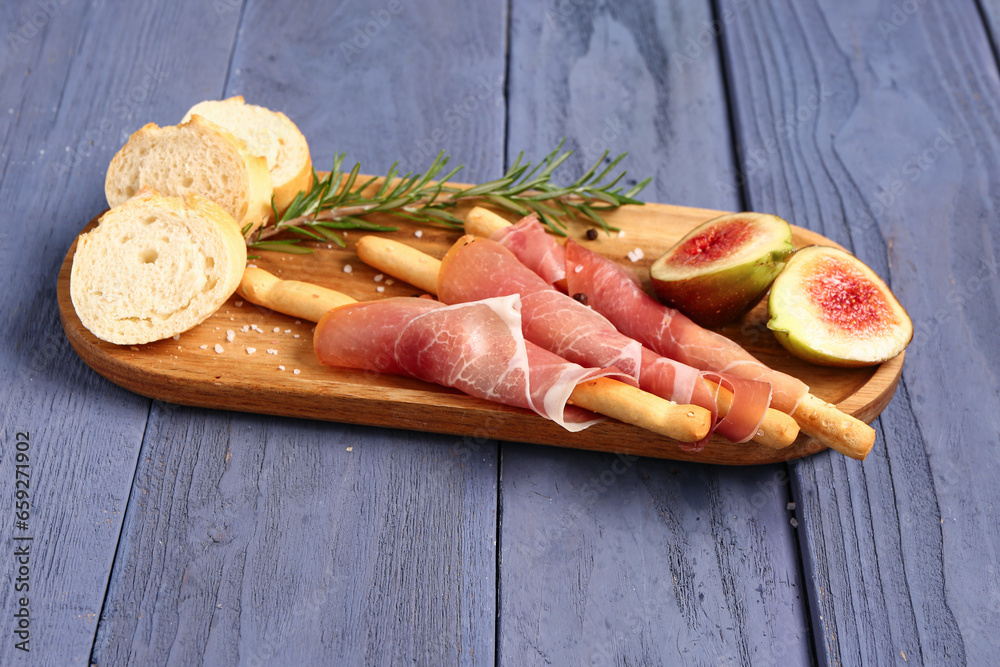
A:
[
  {"xmin": 71, "ymin": 189, "xmax": 247, "ymax": 345},
  {"xmin": 105, "ymin": 115, "xmax": 273, "ymax": 235},
  {"xmin": 183, "ymin": 96, "xmax": 312, "ymax": 214}
]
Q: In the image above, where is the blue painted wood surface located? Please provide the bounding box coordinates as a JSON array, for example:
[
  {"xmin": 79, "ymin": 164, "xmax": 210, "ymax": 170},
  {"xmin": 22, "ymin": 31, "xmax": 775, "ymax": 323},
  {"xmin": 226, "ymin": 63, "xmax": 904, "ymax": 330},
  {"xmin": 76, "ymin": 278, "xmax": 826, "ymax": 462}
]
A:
[{"xmin": 0, "ymin": 0, "xmax": 997, "ymax": 665}]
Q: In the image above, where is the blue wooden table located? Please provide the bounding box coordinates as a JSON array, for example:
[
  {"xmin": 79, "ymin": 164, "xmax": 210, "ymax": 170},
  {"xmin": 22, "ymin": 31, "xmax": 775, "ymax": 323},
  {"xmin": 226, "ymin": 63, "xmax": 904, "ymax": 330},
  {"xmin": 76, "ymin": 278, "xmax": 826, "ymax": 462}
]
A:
[{"xmin": 2, "ymin": 1, "xmax": 998, "ymax": 664}]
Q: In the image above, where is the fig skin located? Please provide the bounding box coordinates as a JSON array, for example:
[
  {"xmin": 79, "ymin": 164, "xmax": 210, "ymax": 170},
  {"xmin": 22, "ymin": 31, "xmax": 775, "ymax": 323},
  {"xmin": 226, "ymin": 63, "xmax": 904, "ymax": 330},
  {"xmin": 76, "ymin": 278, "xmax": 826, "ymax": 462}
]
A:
[
  {"xmin": 767, "ymin": 245, "xmax": 913, "ymax": 367},
  {"xmin": 650, "ymin": 212, "xmax": 794, "ymax": 327}
]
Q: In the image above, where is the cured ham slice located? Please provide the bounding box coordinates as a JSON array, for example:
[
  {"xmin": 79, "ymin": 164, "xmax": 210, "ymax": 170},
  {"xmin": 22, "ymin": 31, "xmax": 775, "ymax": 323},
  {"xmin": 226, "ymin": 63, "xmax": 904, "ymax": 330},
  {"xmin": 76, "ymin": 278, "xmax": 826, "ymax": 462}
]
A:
[
  {"xmin": 492, "ymin": 214, "xmax": 567, "ymax": 285},
  {"xmin": 314, "ymin": 294, "xmax": 622, "ymax": 431},
  {"xmin": 561, "ymin": 239, "xmax": 809, "ymax": 413},
  {"xmin": 492, "ymin": 215, "xmax": 807, "ymax": 414},
  {"xmin": 439, "ymin": 237, "xmax": 641, "ymax": 378},
  {"xmin": 438, "ymin": 235, "xmax": 768, "ymax": 444}
]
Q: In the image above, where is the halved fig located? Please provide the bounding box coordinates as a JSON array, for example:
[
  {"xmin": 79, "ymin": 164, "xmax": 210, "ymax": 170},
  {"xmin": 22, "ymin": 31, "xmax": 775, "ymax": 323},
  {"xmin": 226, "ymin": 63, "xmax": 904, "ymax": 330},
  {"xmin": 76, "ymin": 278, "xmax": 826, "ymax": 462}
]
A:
[
  {"xmin": 767, "ymin": 245, "xmax": 912, "ymax": 367},
  {"xmin": 650, "ymin": 212, "xmax": 794, "ymax": 327}
]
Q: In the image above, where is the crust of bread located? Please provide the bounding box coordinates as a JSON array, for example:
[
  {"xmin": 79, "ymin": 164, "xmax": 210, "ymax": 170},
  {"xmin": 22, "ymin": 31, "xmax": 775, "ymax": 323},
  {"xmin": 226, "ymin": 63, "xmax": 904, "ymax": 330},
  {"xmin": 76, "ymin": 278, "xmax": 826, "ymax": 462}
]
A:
[
  {"xmin": 183, "ymin": 96, "xmax": 313, "ymax": 214},
  {"xmin": 105, "ymin": 116, "xmax": 273, "ymax": 235},
  {"xmin": 71, "ymin": 189, "xmax": 247, "ymax": 345}
]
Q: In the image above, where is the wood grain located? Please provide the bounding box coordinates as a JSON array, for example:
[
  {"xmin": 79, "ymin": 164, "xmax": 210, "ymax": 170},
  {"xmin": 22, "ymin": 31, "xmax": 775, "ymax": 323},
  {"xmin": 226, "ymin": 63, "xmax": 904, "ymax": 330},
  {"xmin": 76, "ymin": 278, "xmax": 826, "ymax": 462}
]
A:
[
  {"xmin": 58, "ymin": 203, "xmax": 903, "ymax": 466},
  {"xmin": 499, "ymin": 1, "xmax": 813, "ymax": 664},
  {"xmin": 89, "ymin": 0, "xmax": 507, "ymax": 664},
  {"xmin": 719, "ymin": 0, "xmax": 1000, "ymax": 663},
  {"xmin": 0, "ymin": 1, "xmax": 244, "ymax": 666}
]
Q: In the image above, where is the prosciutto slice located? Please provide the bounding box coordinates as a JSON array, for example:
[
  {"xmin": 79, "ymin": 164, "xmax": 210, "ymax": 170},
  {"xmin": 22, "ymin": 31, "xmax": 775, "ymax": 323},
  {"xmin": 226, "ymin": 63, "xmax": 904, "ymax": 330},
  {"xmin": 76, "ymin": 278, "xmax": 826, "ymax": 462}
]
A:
[
  {"xmin": 561, "ymin": 239, "xmax": 809, "ymax": 414},
  {"xmin": 492, "ymin": 214, "xmax": 567, "ymax": 285},
  {"xmin": 314, "ymin": 294, "xmax": 621, "ymax": 431},
  {"xmin": 439, "ymin": 237, "xmax": 642, "ymax": 378},
  {"xmin": 439, "ymin": 235, "xmax": 768, "ymax": 444}
]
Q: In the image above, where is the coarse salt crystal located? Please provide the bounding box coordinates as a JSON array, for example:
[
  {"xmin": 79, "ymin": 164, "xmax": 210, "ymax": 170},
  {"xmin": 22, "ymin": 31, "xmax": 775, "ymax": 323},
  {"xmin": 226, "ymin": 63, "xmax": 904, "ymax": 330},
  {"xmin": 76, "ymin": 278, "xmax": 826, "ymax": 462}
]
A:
[
  {"xmin": 172, "ymin": 334, "xmax": 180, "ymax": 340},
  {"xmin": 574, "ymin": 265, "xmax": 583, "ymax": 273},
  {"xmin": 226, "ymin": 330, "xmax": 235, "ymax": 342},
  {"xmin": 293, "ymin": 369, "xmax": 301, "ymax": 375},
  {"xmin": 787, "ymin": 502, "xmax": 796, "ymax": 510},
  {"xmin": 235, "ymin": 301, "xmax": 243, "ymax": 307},
  {"xmin": 284, "ymin": 329, "xmax": 291, "ymax": 334},
  {"xmin": 214, "ymin": 344, "xmax": 224, "ymax": 354},
  {"xmin": 790, "ymin": 518, "xmax": 798, "ymax": 528},
  {"xmin": 267, "ymin": 349, "xmax": 278, "ymax": 355},
  {"xmin": 385, "ymin": 278, "xmax": 394, "ymax": 286},
  {"xmin": 627, "ymin": 248, "xmax": 644, "ymax": 262},
  {"xmin": 278, "ymin": 365, "xmax": 285, "ymax": 371},
  {"xmin": 374, "ymin": 274, "xmax": 384, "ymax": 282},
  {"xmin": 200, "ymin": 344, "xmax": 208, "ymax": 349},
  {"xmin": 343, "ymin": 264, "xmax": 353, "ymax": 273},
  {"xmin": 273, "ymin": 327, "xmax": 281, "ymax": 333},
  {"xmin": 376, "ymin": 286, "xmax": 385, "ymax": 293},
  {"xmin": 617, "ymin": 230, "xmax": 625, "ymax": 238},
  {"xmin": 414, "ymin": 230, "xmax": 423, "ymax": 238},
  {"xmin": 246, "ymin": 347, "xmax": 256, "ymax": 354}
]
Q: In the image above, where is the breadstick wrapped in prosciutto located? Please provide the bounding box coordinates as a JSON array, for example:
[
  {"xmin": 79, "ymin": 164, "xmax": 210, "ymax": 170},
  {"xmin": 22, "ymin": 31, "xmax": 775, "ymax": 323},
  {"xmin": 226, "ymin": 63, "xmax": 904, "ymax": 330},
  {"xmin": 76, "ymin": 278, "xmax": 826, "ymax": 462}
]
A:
[
  {"xmin": 237, "ymin": 267, "xmax": 712, "ymax": 443},
  {"xmin": 355, "ymin": 235, "xmax": 798, "ymax": 449}
]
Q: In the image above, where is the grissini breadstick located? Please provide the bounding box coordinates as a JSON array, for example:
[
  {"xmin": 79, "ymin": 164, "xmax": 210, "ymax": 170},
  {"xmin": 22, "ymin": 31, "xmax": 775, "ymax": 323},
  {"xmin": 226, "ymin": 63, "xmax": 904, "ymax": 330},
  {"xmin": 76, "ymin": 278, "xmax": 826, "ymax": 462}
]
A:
[
  {"xmin": 237, "ymin": 266, "xmax": 712, "ymax": 444},
  {"xmin": 354, "ymin": 234, "xmax": 799, "ymax": 450},
  {"xmin": 464, "ymin": 206, "xmax": 877, "ymax": 460}
]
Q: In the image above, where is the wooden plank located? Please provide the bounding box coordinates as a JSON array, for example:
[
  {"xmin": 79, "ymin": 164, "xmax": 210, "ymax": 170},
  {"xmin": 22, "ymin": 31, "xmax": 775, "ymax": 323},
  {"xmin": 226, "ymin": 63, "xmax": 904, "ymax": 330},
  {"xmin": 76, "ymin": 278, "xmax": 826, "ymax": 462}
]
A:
[
  {"xmin": 90, "ymin": 0, "xmax": 507, "ymax": 663},
  {"xmin": 718, "ymin": 0, "xmax": 1000, "ymax": 663},
  {"xmin": 57, "ymin": 206, "xmax": 902, "ymax": 465},
  {"xmin": 0, "ymin": 1, "xmax": 245, "ymax": 665},
  {"xmin": 499, "ymin": 1, "xmax": 813, "ymax": 663}
]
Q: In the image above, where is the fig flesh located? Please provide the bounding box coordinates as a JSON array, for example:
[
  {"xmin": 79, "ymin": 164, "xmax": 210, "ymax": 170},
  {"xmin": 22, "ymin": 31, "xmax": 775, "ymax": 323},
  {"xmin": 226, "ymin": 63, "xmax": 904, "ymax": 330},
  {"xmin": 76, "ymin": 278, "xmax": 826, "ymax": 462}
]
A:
[
  {"xmin": 650, "ymin": 212, "xmax": 794, "ymax": 327},
  {"xmin": 767, "ymin": 245, "xmax": 912, "ymax": 367}
]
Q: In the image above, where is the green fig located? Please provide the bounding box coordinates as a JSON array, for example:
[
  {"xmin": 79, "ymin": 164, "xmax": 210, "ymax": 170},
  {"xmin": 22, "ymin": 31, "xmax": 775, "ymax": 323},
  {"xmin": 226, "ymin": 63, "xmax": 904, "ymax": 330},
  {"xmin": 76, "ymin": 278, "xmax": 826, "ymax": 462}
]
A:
[
  {"xmin": 767, "ymin": 245, "xmax": 912, "ymax": 367},
  {"xmin": 650, "ymin": 212, "xmax": 794, "ymax": 327}
]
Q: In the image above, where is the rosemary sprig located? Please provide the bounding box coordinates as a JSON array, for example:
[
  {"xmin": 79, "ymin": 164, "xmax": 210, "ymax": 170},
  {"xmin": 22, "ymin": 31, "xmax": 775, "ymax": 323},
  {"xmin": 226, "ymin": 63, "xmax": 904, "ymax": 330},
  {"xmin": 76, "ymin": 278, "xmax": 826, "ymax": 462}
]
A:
[{"xmin": 247, "ymin": 140, "xmax": 650, "ymax": 253}]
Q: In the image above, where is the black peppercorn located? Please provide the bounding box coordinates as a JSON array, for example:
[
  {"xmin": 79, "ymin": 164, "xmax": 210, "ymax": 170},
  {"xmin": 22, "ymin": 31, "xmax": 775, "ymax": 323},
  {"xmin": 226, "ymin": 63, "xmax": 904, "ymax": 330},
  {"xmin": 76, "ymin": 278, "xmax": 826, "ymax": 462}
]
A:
[{"xmin": 572, "ymin": 292, "xmax": 588, "ymax": 305}]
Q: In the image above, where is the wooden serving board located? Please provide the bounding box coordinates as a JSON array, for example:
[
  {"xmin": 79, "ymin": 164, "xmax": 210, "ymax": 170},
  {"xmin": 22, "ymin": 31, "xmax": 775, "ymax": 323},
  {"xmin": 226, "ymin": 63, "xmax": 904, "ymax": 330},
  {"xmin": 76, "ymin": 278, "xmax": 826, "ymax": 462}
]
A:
[{"xmin": 57, "ymin": 201, "xmax": 903, "ymax": 465}]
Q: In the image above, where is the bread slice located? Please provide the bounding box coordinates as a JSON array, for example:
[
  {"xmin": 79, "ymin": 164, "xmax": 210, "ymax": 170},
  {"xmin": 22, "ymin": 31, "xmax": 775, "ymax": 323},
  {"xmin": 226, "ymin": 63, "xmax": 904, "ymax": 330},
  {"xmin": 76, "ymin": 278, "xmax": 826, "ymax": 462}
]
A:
[
  {"xmin": 105, "ymin": 115, "xmax": 273, "ymax": 235},
  {"xmin": 183, "ymin": 96, "xmax": 312, "ymax": 214},
  {"xmin": 71, "ymin": 189, "xmax": 247, "ymax": 345}
]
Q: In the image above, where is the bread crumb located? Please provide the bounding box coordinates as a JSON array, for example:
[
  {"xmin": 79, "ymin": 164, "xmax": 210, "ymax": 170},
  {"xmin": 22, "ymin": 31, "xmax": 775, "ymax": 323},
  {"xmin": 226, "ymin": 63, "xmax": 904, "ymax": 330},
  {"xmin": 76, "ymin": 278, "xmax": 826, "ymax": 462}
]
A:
[
  {"xmin": 346, "ymin": 446, "xmax": 353, "ymax": 452},
  {"xmin": 343, "ymin": 264, "xmax": 353, "ymax": 273},
  {"xmin": 246, "ymin": 347, "xmax": 256, "ymax": 354},
  {"xmin": 385, "ymin": 278, "xmax": 395, "ymax": 286},
  {"xmin": 234, "ymin": 301, "xmax": 243, "ymax": 307},
  {"xmin": 214, "ymin": 344, "xmax": 224, "ymax": 354}
]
